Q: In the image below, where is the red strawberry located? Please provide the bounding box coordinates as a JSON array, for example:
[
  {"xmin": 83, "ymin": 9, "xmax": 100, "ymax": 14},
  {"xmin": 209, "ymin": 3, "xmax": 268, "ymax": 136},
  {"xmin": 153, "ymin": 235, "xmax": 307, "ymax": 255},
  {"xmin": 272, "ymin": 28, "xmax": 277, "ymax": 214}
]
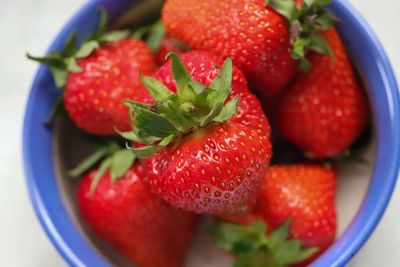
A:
[
  {"xmin": 77, "ymin": 164, "xmax": 198, "ymax": 267},
  {"xmin": 64, "ymin": 38, "xmax": 155, "ymax": 135},
  {"xmin": 214, "ymin": 164, "xmax": 336, "ymax": 266},
  {"xmin": 28, "ymin": 10, "xmax": 156, "ymax": 135},
  {"xmin": 257, "ymin": 164, "xmax": 337, "ymax": 254},
  {"xmin": 162, "ymin": 0, "xmax": 335, "ymax": 96},
  {"xmin": 123, "ymin": 53, "xmax": 272, "ymax": 216},
  {"xmin": 278, "ymin": 28, "xmax": 368, "ymax": 158}
]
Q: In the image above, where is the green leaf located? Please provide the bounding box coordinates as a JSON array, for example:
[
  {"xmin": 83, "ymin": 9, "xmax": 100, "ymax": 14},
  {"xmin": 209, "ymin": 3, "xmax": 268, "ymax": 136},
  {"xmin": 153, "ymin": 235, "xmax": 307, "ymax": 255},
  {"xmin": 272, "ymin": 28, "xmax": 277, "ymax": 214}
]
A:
[
  {"xmin": 213, "ymin": 97, "xmax": 239, "ymax": 123},
  {"xmin": 234, "ymin": 251, "xmax": 281, "ymax": 267},
  {"xmin": 97, "ymin": 7, "xmax": 109, "ymax": 36},
  {"xmin": 129, "ymin": 135, "xmax": 174, "ymax": 158},
  {"xmin": 267, "ymin": 220, "xmax": 291, "ymax": 250},
  {"xmin": 115, "ymin": 128, "xmax": 161, "ymax": 144},
  {"xmin": 309, "ymin": 33, "xmax": 332, "ymax": 55},
  {"xmin": 274, "ymin": 239, "xmax": 318, "ymax": 265},
  {"xmin": 75, "ymin": 40, "xmax": 100, "ymax": 59},
  {"xmin": 99, "ymin": 30, "xmax": 130, "ymax": 43},
  {"xmin": 168, "ymin": 52, "xmax": 193, "ymax": 94},
  {"xmin": 110, "ymin": 149, "xmax": 135, "ymax": 182},
  {"xmin": 200, "ymin": 102, "xmax": 223, "ymax": 127},
  {"xmin": 134, "ymin": 107, "xmax": 178, "ymax": 138},
  {"xmin": 267, "ymin": 0, "xmax": 297, "ymax": 20},
  {"xmin": 123, "ymin": 100, "xmax": 153, "ymax": 110},
  {"xmin": 26, "ymin": 53, "xmax": 66, "ymax": 68},
  {"xmin": 211, "ymin": 219, "xmax": 318, "ymax": 267},
  {"xmin": 146, "ymin": 21, "xmax": 166, "ymax": 51},
  {"xmin": 49, "ymin": 67, "xmax": 68, "ymax": 88},
  {"xmin": 298, "ymin": 58, "xmax": 311, "ymax": 72},
  {"xmin": 291, "ymin": 38, "xmax": 309, "ymax": 60},
  {"xmin": 68, "ymin": 141, "xmax": 119, "ymax": 177},
  {"xmin": 140, "ymin": 74, "xmax": 173, "ymax": 101},
  {"xmin": 44, "ymin": 95, "xmax": 64, "ymax": 124},
  {"xmin": 315, "ymin": 12, "xmax": 335, "ymax": 30},
  {"xmin": 65, "ymin": 57, "xmax": 82, "ymax": 73},
  {"xmin": 209, "ymin": 58, "xmax": 233, "ymax": 103},
  {"xmin": 188, "ymin": 81, "xmax": 207, "ymax": 95},
  {"xmin": 90, "ymin": 158, "xmax": 111, "ymax": 194},
  {"xmin": 64, "ymin": 31, "xmax": 78, "ymax": 56}
]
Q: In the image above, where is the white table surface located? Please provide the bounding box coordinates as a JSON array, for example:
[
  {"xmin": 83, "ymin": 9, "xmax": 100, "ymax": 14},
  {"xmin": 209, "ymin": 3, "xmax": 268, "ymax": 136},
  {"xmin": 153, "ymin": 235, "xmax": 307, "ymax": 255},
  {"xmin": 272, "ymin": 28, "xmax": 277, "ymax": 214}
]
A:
[{"xmin": 0, "ymin": 0, "xmax": 399, "ymax": 266}]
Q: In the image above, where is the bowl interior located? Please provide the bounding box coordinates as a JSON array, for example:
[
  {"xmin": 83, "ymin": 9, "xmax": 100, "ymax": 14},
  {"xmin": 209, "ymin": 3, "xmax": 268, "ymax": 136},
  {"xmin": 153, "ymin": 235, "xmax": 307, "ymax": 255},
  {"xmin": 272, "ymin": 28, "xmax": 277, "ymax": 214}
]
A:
[{"xmin": 23, "ymin": 0, "xmax": 400, "ymax": 266}]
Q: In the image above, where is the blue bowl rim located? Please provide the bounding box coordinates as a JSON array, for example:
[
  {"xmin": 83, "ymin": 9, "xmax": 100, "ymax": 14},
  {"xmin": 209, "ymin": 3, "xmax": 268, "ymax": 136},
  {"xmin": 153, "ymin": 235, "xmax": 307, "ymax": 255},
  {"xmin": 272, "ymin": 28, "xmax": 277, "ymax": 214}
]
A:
[{"xmin": 22, "ymin": 0, "xmax": 400, "ymax": 266}]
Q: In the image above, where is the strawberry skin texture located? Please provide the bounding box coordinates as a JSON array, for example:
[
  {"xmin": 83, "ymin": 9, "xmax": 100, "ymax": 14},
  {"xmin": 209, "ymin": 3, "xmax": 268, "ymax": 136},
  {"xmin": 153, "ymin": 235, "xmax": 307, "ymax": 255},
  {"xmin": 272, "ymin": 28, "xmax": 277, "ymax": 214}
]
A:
[
  {"xmin": 153, "ymin": 51, "xmax": 271, "ymax": 136},
  {"xmin": 77, "ymin": 164, "xmax": 198, "ymax": 267},
  {"xmin": 145, "ymin": 122, "xmax": 271, "ymax": 216},
  {"xmin": 162, "ymin": 0, "xmax": 297, "ymax": 95},
  {"xmin": 64, "ymin": 38, "xmax": 156, "ymax": 135},
  {"xmin": 278, "ymin": 28, "xmax": 368, "ymax": 158},
  {"xmin": 144, "ymin": 51, "xmax": 272, "ymax": 215},
  {"xmin": 256, "ymin": 165, "xmax": 337, "ymax": 254}
]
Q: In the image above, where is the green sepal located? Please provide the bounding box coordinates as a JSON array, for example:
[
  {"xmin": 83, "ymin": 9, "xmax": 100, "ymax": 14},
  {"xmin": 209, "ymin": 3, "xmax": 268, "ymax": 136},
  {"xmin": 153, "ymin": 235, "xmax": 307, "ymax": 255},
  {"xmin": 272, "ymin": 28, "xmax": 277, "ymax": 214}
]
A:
[
  {"xmin": 68, "ymin": 141, "xmax": 120, "ymax": 177},
  {"xmin": 266, "ymin": 0, "xmax": 336, "ymax": 70},
  {"xmin": 213, "ymin": 97, "xmax": 239, "ymax": 123},
  {"xmin": 140, "ymin": 74, "xmax": 173, "ymax": 101},
  {"xmin": 210, "ymin": 220, "xmax": 318, "ymax": 267},
  {"xmin": 68, "ymin": 140, "xmax": 137, "ymax": 194},
  {"xmin": 109, "ymin": 149, "xmax": 135, "ymax": 182},
  {"xmin": 122, "ymin": 54, "xmax": 239, "ymax": 158},
  {"xmin": 43, "ymin": 95, "xmax": 66, "ymax": 125},
  {"xmin": 115, "ymin": 128, "xmax": 161, "ymax": 145},
  {"xmin": 132, "ymin": 106, "xmax": 178, "ymax": 138},
  {"xmin": 168, "ymin": 52, "xmax": 193, "ymax": 94},
  {"xmin": 128, "ymin": 135, "xmax": 175, "ymax": 158}
]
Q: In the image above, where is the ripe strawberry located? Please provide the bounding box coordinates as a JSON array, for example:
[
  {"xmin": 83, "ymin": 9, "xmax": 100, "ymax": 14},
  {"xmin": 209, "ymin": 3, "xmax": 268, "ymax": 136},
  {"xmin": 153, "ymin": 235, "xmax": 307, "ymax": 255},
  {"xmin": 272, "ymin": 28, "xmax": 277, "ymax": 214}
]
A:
[
  {"xmin": 162, "ymin": 0, "xmax": 335, "ymax": 96},
  {"xmin": 214, "ymin": 164, "xmax": 336, "ymax": 266},
  {"xmin": 77, "ymin": 164, "xmax": 198, "ymax": 267},
  {"xmin": 28, "ymin": 10, "xmax": 156, "ymax": 135},
  {"xmin": 256, "ymin": 165, "xmax": 337, "ymax": 254},
  {"xmin": 278, "ymin": 28, "xmax": 368, "ymax": 158},
  {"xmin": 122, "ymin": 53, "xmax": 272, "ymax": 216}
]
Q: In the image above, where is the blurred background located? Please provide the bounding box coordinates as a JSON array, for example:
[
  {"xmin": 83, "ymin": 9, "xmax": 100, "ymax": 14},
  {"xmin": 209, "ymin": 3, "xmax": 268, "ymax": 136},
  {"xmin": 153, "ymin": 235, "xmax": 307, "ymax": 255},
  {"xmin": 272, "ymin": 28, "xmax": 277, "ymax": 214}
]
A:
[{"xmin": 0, "ymin": 0, "xmax": 399, "ymax": 266}]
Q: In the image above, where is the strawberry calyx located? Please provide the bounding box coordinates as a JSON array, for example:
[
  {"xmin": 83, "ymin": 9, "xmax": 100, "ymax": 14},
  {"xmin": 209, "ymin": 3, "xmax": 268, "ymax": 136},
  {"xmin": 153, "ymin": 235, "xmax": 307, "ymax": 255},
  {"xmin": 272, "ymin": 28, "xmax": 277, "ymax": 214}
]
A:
[
  {"xmin": 210, "ymin": 220, "xmax": 318, "ymax": 267},
  {"xmin": 122, "ymin": 53, "xmax": 239, "ymax": 158},
  {"xmin": 265, "ymin": 0, "xmax": 336, "ymax": 70},
  {"xmin": 27, "ymin": 9, "xmax": 129, "ymax": 88},
  {"xmin": 69, "ymin": 140, "xmax": 136, "ymax": 193}
]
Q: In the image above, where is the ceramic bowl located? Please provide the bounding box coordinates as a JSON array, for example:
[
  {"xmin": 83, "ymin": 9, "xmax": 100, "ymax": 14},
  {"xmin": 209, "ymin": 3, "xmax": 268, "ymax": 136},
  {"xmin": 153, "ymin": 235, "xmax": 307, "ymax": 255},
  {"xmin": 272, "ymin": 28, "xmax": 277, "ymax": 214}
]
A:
[{"xmin": 23, "ymin": 0, "xmax": 400, "ymax": 266}]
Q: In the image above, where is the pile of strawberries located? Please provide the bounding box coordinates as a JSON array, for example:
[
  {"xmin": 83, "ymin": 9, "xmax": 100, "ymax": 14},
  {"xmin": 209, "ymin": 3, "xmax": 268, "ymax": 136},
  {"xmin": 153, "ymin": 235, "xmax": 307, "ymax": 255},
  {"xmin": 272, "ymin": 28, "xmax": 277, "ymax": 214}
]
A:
[{"xmin": 30, "ymin": 0, "xmax": 369, "ymax": 266}]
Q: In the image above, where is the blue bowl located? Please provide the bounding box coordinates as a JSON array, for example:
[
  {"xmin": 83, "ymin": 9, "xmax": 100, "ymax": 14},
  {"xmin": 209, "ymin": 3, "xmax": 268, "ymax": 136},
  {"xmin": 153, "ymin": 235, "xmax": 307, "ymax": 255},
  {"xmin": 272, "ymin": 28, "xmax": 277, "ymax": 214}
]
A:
[{"xmin": 23, "ymin": 0, "xmax": 400, "ymax": 266}]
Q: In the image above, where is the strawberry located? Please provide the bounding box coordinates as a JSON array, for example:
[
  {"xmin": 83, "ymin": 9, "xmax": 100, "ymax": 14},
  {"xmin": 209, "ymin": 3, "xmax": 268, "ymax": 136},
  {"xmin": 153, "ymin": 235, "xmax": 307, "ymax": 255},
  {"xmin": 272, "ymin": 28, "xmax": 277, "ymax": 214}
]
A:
[
  {"xmin": 162, "ymin": 0, "xmax": 336, "ymax": 96},
  {"xmin": 28, "ymin": 10, "xmax": 156, "ymax": 135},
  {"xmin": 278, "ymin": 28, "xmax": 368, "ymax": 158},
  {"xmin": 77, "ymin": 164, "xmax": 198, "ymax": 267},
  {"xmin": 213, "ymin": 164, "xmax": 336, "ymax": 266},
  {"xmin": 122, "ymin": 53, "xmax": 272, "ymax": 216},
  {"xmin": 256, "ymin": 165, "xmax": 337, "ymax": 254}
]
